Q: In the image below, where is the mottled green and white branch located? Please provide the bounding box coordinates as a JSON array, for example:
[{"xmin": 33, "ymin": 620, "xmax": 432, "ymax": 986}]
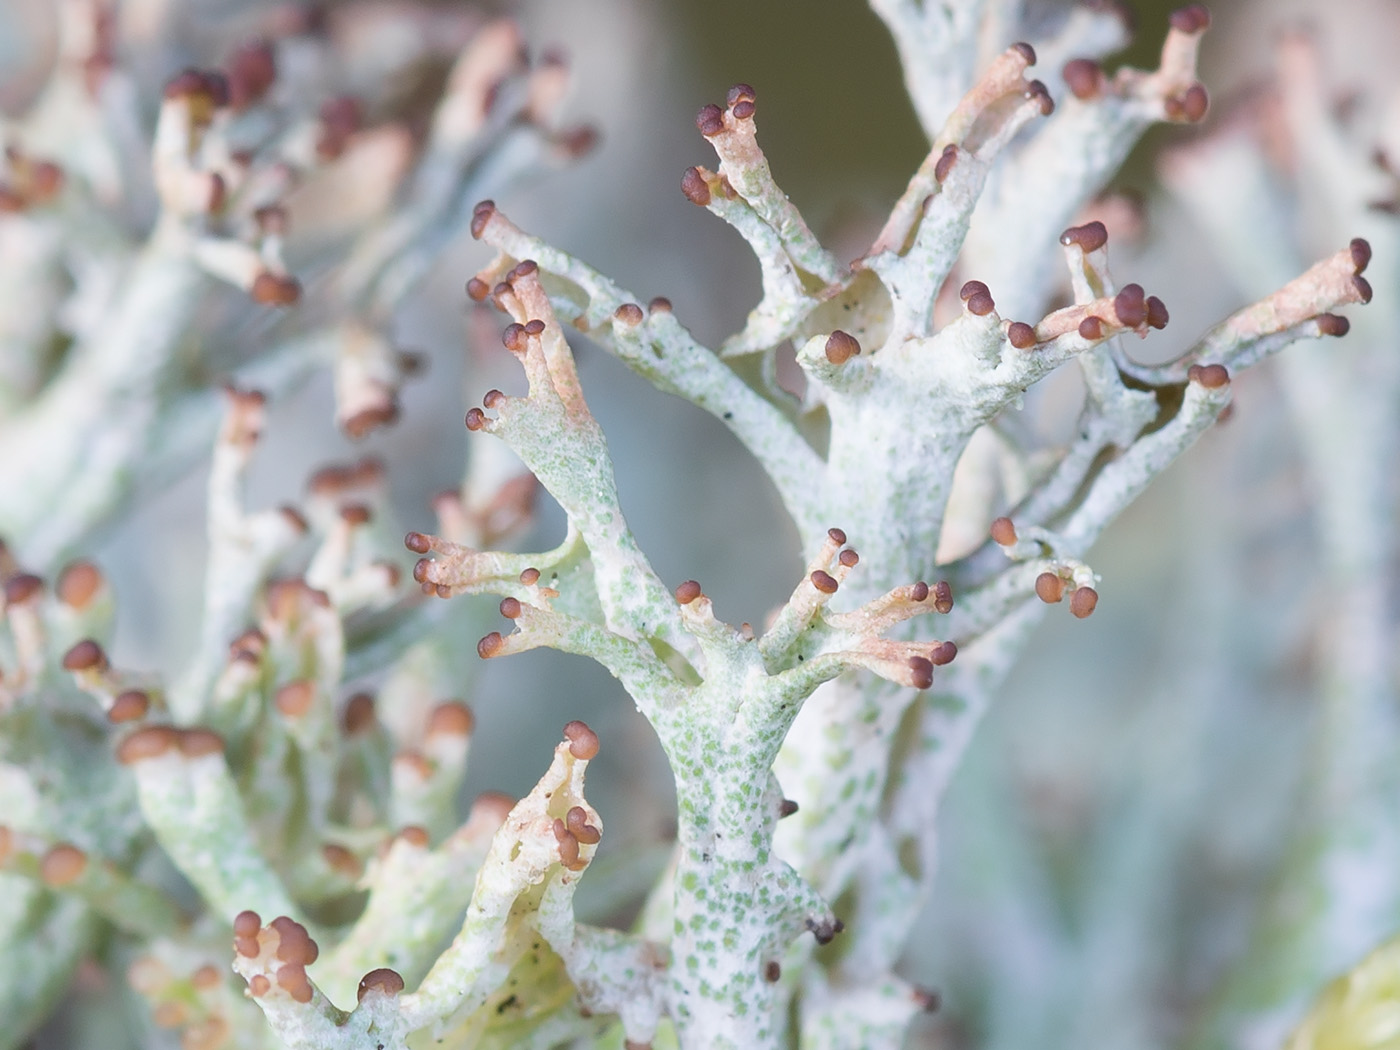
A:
[{"xmin": 0, "ymin": 1, "xmax": 1388, "ymax": 1048}]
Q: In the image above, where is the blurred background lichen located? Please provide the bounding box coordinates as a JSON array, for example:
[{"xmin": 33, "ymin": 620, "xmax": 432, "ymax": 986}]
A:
[{"xmin": 0, "ymin": 0, "xmax": 1395, "ymax": 1048}]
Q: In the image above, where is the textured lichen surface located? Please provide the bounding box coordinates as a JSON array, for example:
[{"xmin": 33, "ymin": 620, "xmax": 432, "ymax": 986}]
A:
[{"xmin": 0, "ymin": 1, "xmax": 1393, "ymax": 1049}]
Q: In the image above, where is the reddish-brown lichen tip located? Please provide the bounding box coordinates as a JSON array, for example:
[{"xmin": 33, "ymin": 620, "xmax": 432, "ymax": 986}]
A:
[
  {"xmin": 466, "ymin": 277, "xmax": 491, "ymax": 301},
  {"xmin": 827, "ymin": 527, "xmax": 847, "ymax": 546},
  {"xmin": 109, "ymin": 689, "xmax": 150, "ymax": 724},
  {"xmin": 1025, "ymin": 80, "xmax": 1054, "ymax": 116},
  {"xmin": 966, "ymin": 288, "xmax": 996, "ymax": 316},
  {"xmin": 811, "ymin": 569, "xmax": 839, "ymax": 594},
  {"xmin": 321, "ymin": 843, "xmax": 361, "ymax": 878},
  {"xmin": 1316, "ymin": 313, "xmax": 1350, "ymax": 337},
  {"xmin": 1188, "ymin": 362, "xmax": 1230, "ymax": 388},
  {"xmin": 779, "ymin": 798, "xmax": 799, "ymax": 818},
  {"xmin": 696, "ymin": 103, "xmax": 724, "ymax": 137},
  {"xmin": 934, "ymin": 145, "xmax": 958, "ymax": 183},
  {"xmin": 958, "ymin": 280, "xmax": 989, "ymax": 302},
  {"xmin": 233, "ymin": 910, "xmax": 262, "ymax": 945},
  {"xmin": 675, "ymin": 580, "xmax": 703, "ymax": 604},
  {"xmin": 357, "ymin": 968, "xmax": 405, "ymax": 1002},
  {"xmin": 1114, "ymin": 284, "xmax": 1147, "ymax": 328},
  {"xmin": 4, "ymin": 573, "xmax": 43, "ymax": 604},
  {"xmin": 277, "ymin": 964, "xmax": 314, "ymax": 1003},
  {"xmin": 62, "ymin": 639, "xmax": 107, "ymax": 672},
  {"xmin": 275, "ymin": 680, "xmax": 315, "ymax": 718},
  {"xmin": 1035, "ymin": 572, "xmax": 1065, "ymax": 603},
  {"xmin": 339, "ymin": 503, "xmax": 371, "ymax": 527},
  {"xmin": 614, "ymin": 302, "xmax": 644, "ymax": 326},
  {"xmin": 477, "ymin": 632, "xmax": 504, "ymax": 659},
  {"xmin": 316, "ymin": 712, "xmax": 366, "ymax": 772},
  {"xmin": 825, "ymin": 330, "xmax": 861, "ymax": 364},
  {"xmin": 914, "ymin": 987, "xmax": 942, "ymax": 1013},
  {"xmin": 250, "ymin": 272, "xmax": 301, "ymax": 306},
  {"xmin": 1012, "ymin": 42, "xmax": 1037, "ymax": 65},
  {"xmin": 1063, "ymin": 58, "xmax": 1104, "ymax": 100},
  {"xmin": 1146, "ymin": 296, "xmax": 1169, "ymax": 330},
  {"xmin": 990, "ymin": 517, "xmax": 1017, "ymax": 546},
  {"xmin": 56, "ymin": 561, "xmax": 103, "ymax": 609},
  {"xmin": 117, "ymin": 725, "xmax": 180, "ymax": 764},
  {"xmin": 838, "ymin": 548, "xmax": 859, "ymax": 568},
  {"xmin": 1070, "ymin": 587, "xmax": 1099, "ymax": 618},
  {"xmin": 1180, "ymin": 84, "xmax": 1209, "ymax": 122},
  {"xmin": 564, "ymin": 719, "xmax": 600, "ymax": 759},
  {"xmin": 270, "ymin": 916, "xmax": 319, "ymax": 966},
  {"xmin": 519, "ymin": 567, "xmax": 542, "ymax": 585},
  {"xmin": 567, "ymin": 805, "xmax": 601, "ymax": 844},
  {"xmin": 681, "ymin": 166, "xmax": 712, "ymax": 206},
  {"xmin": 1350, "ymin": 238, "xmax": 1372, "ymax": 273},
  {"xmin": 1169, "ymin": 4, "xmax": 1211, "ymax": 33},
  {"xmin": 41, "ymin": 844, "xmax": 88, "ymax": 886},
  {"xmin": 179, "ymin": 728, "xmax": 225, "ymax": 757},
  {"xmin": 1007, "ymin": 321, "xmax": 1037, "ymax": 349},
  {"xmin": 1079, "ymin": 316, "xmax": 1105, "ymax": 341},
  {"xmin": 932, "ymin": 581, "xmax": 954, "ymax": 614},
  {"xmin": 909, "ymin": 656, "xmax": 934, "ymax": 690},
  {"xmin": 1060, "ymin": 221, "xmax": 1109, "ymax": 253},
  {"xmin": 470, "ymin": 201, "xmax": 496, "ymax": 239},
  {"xmin": 404, "ymin": 532, "xmax": 431, "ymax": 555},
  {"xmin": 553, "ymin": 820, "xmax": 582, "ymax": 868},
  {"xmin": 502, "ymin": 323, "xmax": 529, "ymax": 353},
  {"xmin": 427, "ymin": 701, "xmax": 474, "ymax": 738}
]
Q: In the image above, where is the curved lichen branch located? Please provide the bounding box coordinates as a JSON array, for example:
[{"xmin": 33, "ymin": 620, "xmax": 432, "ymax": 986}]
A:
[
  {"xmin": 450, "ymin": 258, "xmax": 686, "ymax": 651},
  {"xmin": 118, "ymin": 725, "xmax": 300, "ymax": 925},
  {"xmin": 950, "ymin": 362, "xmax": 1234, "ymax": 634},
  {"xmin": 964, "ymin": 6, "xmax": 1213, "ymax": 319},
  {"xmin": 315, "ymin": 789, "xmax": 508, "ymax": 1006},
  {"xmin": 953, "ymin": 229, "xmax": 1370, "ymax": 594},
  {"xmin": 1136, "ymin": 240, "xmax": 1366, "ymax": 383},
  {"xmin": 682, "ymin": 85, "xmax": 843, "ymax": 355},
  {"xmin": 743, "ymin": 530, "xmax": 959, "ymax": 729},
  {"xmin": 235, "ymin": 725, "xmax": 645, "ymax": 1048},
  {"xmin": 477, "ymin": 594, "xmax": 683, "ymax": 719},
  {"xmin": 867, "ymin": 41, "xmax": 1051, "ymax": 263},
  {"xmin": 466, "ymin": 202, "xmax": 827, "ymax": 537},
  {"xmin": 756, "ymin": 526, "xmax": 954, "ymax": 676},
  {"xmin": 407, "ymin": 524, "xmax": 587, "ymax": 601},
  {"xmin": 400, "ymin": 726, "xmax": 614, "ymax": 1031},
  {"xmin": 175, "ymin": 387, "xmax": 307, "ymax": 725},
  {"xmin": 695, "ymin": 84, "xmax": 844, "ymax": 287},
  {"xmin": 1120, "ymin": 239, "xmax": 1373, "ymax": 384}
]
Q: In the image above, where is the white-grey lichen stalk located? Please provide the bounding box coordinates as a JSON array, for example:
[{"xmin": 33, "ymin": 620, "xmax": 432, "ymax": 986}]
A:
[{"xmin": 0, "ymin": 1, "xmax": 1384, "ymax": 1049}]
